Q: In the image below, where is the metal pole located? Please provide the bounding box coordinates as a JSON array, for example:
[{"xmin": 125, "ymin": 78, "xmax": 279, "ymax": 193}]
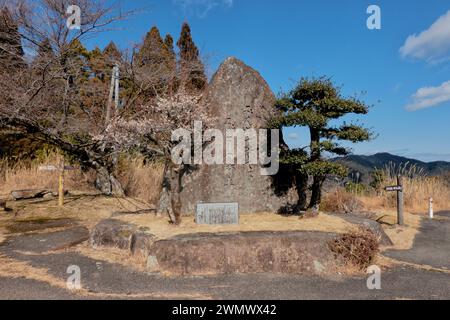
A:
[
  {"xmin": 114, "ymin": 64, "xmax": 120, "ymax": 111},
  {"xmin": 397, "ymin": 175, "xmax": 404, "ymax": 225},
  {"xmin": 429, "ymin": 197, "xmax": 434, "ymax": 219},
  {"xmin": 105, "ymin": 66, "xmax": 116, "ymax": 127}
]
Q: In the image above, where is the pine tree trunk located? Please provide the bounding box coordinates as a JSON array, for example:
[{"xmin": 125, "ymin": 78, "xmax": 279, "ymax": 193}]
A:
[
  {"xmin": 308, "ymin": 127, "xmax": 323, "ymax": 212},
  {"xmin": 309, "ymin": 175, "xmax": 324, "ymax": 211}
]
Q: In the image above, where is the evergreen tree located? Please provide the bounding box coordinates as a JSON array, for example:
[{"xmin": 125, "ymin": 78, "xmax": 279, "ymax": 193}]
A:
[
  {"xmin": 103, "ymin": 41, "xmax": 122, "ymax": 67},
  {"xmin": 135, "ymin": 26, "xmax": 175, "ymax": 95},
  {"xmin": 136, "ymin": 26, "xmax": 168, "ymax": 68},
  {"xmin": 164, "ymin": 34, "xmax": 176, "ymax": 71},
  {"xmin": 176, "ymin": 22, "xmax": 206, "ymax": 92},
  {"xmin": 164, "ymin": 34, "xmax": 177, "ymax": 93},
  {"xmin": 0, "ymin": 7, "xmax": 24, "ymax": 69},
  {"xmin": 274, "ymin": 77, "xmax": 372, "ymax": 212}
]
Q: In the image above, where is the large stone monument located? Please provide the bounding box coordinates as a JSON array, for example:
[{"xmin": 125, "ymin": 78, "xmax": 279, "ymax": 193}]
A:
[{"xmin": 160, "ymin": 57, "xmax": 298, "ymax": 214}]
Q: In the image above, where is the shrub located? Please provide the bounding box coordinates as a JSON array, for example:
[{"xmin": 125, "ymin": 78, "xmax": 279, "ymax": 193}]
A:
[
  {"xmin": 328, "ymin": 227, "xmax": 379, "ymax": 270},
  {"xmin": 321, "ymin": 188, "xmax": 363, "ymax": 213},
  {"xmin": 345, "ymin": 182, "xmax": 366, "ymax": 195}
]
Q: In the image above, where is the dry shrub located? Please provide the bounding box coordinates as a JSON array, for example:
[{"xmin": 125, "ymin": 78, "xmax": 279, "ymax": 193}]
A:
[
  {"xmin": 0, "ymin": 154, "xmax": 94, "ymax": 197},
  {"xmin": 321, "ymin": 188, "xmax": 363, "ymax": 213},
  {"xmin": 329, "ymin": 227, "xmax": 379, "ymax": 270},
  {"xmin": 116, "ymin": 156, "xmax": 164, "ymax": 205}
]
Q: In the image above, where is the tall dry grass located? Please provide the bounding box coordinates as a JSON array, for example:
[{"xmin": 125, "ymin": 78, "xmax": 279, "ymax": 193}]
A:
[
  {"xmin": 0, "ymin": 153, "xmax": 95, "ymax": 198},
  {"xmin": 116, "ymin": 156, "xmax": 164, "ymax": 205},
  {"xmin": 0, "ymin": 152, "xmax": 165, "ymax": 205},
  {"xmin": 347, "ymin": 162, "xmax": 450, "ymax": 213},
  {"xmin": 376, "ymin": 163, "xmax": 450, "ymax": 212}
]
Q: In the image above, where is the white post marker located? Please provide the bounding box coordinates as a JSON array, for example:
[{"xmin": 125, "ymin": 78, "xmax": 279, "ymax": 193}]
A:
[{"xmin": 429, "ymin": 197, "xmax": 434, "ymax": 219}]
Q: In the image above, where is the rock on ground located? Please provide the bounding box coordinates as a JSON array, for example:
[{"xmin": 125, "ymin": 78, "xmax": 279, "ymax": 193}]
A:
[
  {"xmin": 10, "ymin": 189, "xmax": 53, "ymax": 201},
  {"xmin": 161, "ymin": 57, "xmax": 298, "ymax": 214},
  {"xmin": 90, "ymin": 219, "xmax": 154, "ymax": 253}
]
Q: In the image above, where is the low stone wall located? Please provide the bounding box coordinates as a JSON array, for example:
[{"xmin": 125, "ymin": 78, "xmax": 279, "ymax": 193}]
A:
[
  {"xmin": 90, "ymin": 219, "xmax": 348, "ymax": 276},
  {"xmin": 147, "ymin": 231, "xmax": 344, "ymax": 276}
]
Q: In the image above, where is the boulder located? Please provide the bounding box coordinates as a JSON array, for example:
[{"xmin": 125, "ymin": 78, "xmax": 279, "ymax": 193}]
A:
[
  {"xmin": 0, "ymin": 199, "xmax": 6, "ymax": 211},
  {"xmin": 162, "ymin": 57, "xmax": 298, "ymax": 214},
  {"xmin": 337, "ymin": 213, "xmax": 393, "ymax": 246},
  {"xmin": 10, "ymin": 189, "xmax": 52, "ymax": 201},
  {"xmin": 90, "ymin": 219, "xmax": 154, "ymax": 252}
]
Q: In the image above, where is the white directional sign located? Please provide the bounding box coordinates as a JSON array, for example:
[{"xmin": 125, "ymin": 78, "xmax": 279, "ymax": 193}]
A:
[{"xmin": 385, "ymin": 186, "xmax": 403, "ymax": 192}]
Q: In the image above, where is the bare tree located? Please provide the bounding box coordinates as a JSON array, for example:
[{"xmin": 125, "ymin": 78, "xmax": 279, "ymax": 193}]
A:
[
  {"xmin": 0, "ymin": 1, "xmax": 211, "ymax": 224},
  {"xmin": 98, "ymin": 93, "xmax": 213, "ymax": 224},
  {"xmin": 0, "ymin": 0, "xmax": 138, "ymax": 196}
]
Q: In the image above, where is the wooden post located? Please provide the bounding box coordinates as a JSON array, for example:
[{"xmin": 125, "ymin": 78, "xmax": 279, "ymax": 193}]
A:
[
  {"xmin": 58, "ymin": 156, "xmax": 65, "ymax": 207},
  {"xmin": 397, "ymin": 175, "xmax": 404, "ymax": 225}
]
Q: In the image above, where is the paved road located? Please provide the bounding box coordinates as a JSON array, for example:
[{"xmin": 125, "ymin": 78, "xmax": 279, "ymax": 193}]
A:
[
  {"xmin": 385, "ymin": 211, "xmax": 450, "ymax": 270},
  {"xmin": 0, "ymin": 213, "xmax": 449, "ymax": 300}
]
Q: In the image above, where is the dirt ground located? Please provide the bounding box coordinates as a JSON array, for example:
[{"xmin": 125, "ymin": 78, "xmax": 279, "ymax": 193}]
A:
[
  {"xmin": 0, "ymin": 193, "xmax": 356, "ymax": 239},
  {"xmin": 0, "ymin": 192, "xmax": 424, "ymax": 248},
  {"xmin": 1, "ymin": 193, "xmax": 449, "ymax": 300}
]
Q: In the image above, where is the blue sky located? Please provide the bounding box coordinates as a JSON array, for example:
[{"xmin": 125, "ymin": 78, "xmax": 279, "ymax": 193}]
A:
[{"xmin": 92, "ymin": 0, "xmax": 450, "ymax": 162}]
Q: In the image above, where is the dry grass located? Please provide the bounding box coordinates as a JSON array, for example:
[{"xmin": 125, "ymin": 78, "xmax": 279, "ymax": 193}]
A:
[
  {"xmin": 0, "ymin": 154, "xmax": 95, "ymax": 198},
  {"xmin": 116, "ymin": 156, "xmax": 164, "ymax": 205},
  {"xmin": 321, "ymin": 188, "xmax": 363, "ymax": 213},
  {"xmin": 117, "ymin": 212, "xmax": 357, "ymax": 240},
  {"xmin": 0, "ymin": 253, "xmax": 68, "ymax": 289},
  {"xmin": 328, "ymin": 227, "xmax": 379, "ymax": 270},
  {"xmin": 374, "ymin": 163, "xmax": 450, "ymax": 213},
  {"xmin": 374, "ymin": 210, "xmax": 422, "ymax": 251}
]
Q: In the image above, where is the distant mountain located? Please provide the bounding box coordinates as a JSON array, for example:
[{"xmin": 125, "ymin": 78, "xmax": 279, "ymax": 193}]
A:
[{"xmin": 332, "ymin": 153, "xmax": 450, "ymax": 184}]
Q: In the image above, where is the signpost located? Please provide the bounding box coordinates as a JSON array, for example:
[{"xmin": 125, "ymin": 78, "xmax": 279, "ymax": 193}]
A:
[
  {"xmin": 196, "ymin": 203, "xmax": 239, "ymax": 225},
  {"xmin": 385, "ymin": 175, "xmax": 404, "ymax": 225},
  {"xmin": 38, "ymin": 156, "xmax": 76, "ymax": 207}
]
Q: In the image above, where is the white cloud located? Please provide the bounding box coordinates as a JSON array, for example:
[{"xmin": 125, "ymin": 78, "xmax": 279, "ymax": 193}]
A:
[
  {"xmin": 174, "ymin": 0, "xmax": 233, "ymax": 18},
  {"xmin": 406, "ymin": 80, "xmax": 450, "ymax": 111},
  {"xmin": 287, "ymin": 132, "xmax": 300, "ymax": 141},
  {"xmin": 400, "ymin": 10, "xmax": 450, "ymax": 63}
]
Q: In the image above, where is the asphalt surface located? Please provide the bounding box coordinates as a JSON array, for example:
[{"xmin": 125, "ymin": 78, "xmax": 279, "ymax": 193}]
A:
[
  {"xmin": 0, "ymin": 212, "xmax": 449, "ymax": 300},
  {"xmin": 385, "ymin": 211, "xmax": 450, "ymax": 270}
]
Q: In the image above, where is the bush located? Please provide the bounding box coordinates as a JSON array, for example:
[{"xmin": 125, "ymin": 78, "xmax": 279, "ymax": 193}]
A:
[
  {"xmin": 321, "ymin": 188, "xmax": 363, "ymax": 213},
  {"xmin": 345, "ymin": 182, "xmax": 366, "ymax": 195},
  {"xmin": 328, "ymin": 227, "xmax": 379, "ymax": 270}
]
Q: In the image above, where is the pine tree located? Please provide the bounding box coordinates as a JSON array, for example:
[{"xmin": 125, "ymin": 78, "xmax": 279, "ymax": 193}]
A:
[
  {"xmin": 176, "ymin": 22, "xmax": 206, "ymax": 92},
  {"xmin": 164, "ymin": 34, "xmax": 177, "ymax": 93},
  {"xmin": 164, "ymin": 34, "xmax": 176, "ymax": 71},
  {"xmin": 274, "ymin": 77, "xmax": 372, "ymax": 212},
  {"xmin": 135, "ymin": 26, "xmax": 175, "ymax": 95},
  {"xmin": 0, "ymin": 7, "xmax": 24, "ymax": 69},
  {"xmin": 136, "ymin": 26, "xmax": 168, "ymax": 68},
  {"xmin": 103, "ymin": 41, "xmax": 122, "ymax": 67}
]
